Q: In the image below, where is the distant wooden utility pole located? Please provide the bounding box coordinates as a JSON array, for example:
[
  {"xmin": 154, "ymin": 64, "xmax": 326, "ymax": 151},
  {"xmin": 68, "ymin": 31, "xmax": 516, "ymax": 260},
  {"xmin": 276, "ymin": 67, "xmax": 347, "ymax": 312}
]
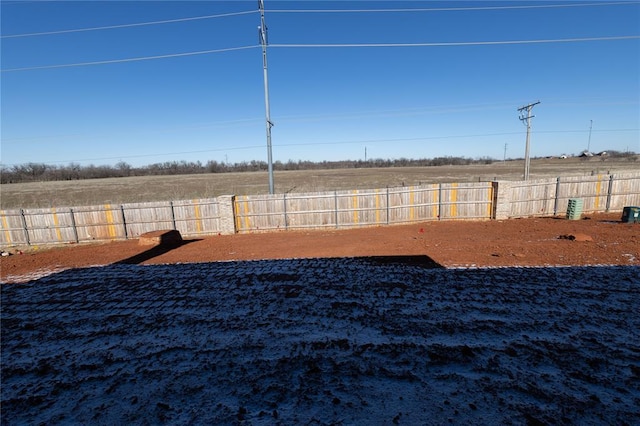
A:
[{"xmin": 518, "ymin": 101, "xmax": 540, "ymax": 180}]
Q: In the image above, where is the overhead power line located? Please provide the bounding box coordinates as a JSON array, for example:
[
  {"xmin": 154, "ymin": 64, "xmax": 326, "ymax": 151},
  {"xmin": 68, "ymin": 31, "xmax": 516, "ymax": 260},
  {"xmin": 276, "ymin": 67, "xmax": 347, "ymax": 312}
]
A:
[
  {"xmin": 4, "ymin": 35, "xmax": 638, "ymax": 73},
  {"xmin": 271, "ymin": 35, "xmax": 640, "ymax": 49},
  {"xmin": 1, "ymin": 45, "xmax": 259, "ymax": 72},
  {"xmin": 268, "ymin": 1, "xmax": 640, "ymax": 13},
  {"xmin": 1, "ymin": 10, "xmax": 257, "ymax": 39},
  {"xmin": 3, "ymin": 2, "xmax": 636, "ymax": 39}
]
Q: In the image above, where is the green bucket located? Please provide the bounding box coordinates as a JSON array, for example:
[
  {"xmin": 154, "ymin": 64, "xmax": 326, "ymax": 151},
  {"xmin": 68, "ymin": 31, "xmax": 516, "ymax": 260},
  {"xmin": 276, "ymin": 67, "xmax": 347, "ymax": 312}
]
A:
[{"xmin": 566, "ymin": 198, "xmax": 584, "ymax": 220}]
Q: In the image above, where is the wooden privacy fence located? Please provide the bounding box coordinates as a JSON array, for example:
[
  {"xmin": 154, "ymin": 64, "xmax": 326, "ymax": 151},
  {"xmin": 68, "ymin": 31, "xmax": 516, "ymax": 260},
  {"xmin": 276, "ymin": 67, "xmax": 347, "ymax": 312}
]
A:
[
  {"xmin": 503, "ymin": 172, "xmax": 640, "ymax": 218},
  {"xmin": 0, "ymin": 199, "xmax": 225, "ymax": 247},
  {"xmin": 233, "ymin": 183, "xmax": 493, "ymax": 232},
  {"xmin": 1, "ymin": 172, "xmax": 639, "ymax": 247}
]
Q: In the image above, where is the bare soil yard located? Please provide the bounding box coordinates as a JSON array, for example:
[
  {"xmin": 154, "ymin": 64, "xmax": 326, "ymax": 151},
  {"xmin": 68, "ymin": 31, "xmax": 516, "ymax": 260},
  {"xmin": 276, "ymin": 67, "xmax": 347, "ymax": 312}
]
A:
[{"xmin": 2, "ymin": 212, "xmax": 638, "ymax": 283}]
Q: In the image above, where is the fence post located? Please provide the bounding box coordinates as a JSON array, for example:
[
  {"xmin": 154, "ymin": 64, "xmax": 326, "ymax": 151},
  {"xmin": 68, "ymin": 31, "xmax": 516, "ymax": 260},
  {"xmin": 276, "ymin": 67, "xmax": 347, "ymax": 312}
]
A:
[
  {"xmin": 492, "ymin": 181, "xmax": 513, "ymax": 220},
  {"xmin": 120, "ymin": 205, "xmax": 128, "ymax": 240},
  {"xmin": 553, "ymin": 177, "xmax": 561, "ymax": 216},
  {"xmin": 438, "ymin": 184, "xmax": 443, "ymax": 220},
  {"xmin": 334, "ymin": 191, "xmax": 339, "ymax": 229},
  {"xmin": 491, "ymin": 182, "xmax": 499, "ymax": 219},
  {"xmin": 69, "ymin": 208, "xmax": 79, "ymax": 243},
  {"xmin": 386, "ymin": 187, "xmax": 390, "ymax": 224},
  {"xmin": 283, "ymin": 193, "xmax": 288, "ymax": 230},
  {"xmin": 170, "ymin": 201, "xmax": 177, "ymax": 230},
  {"xmin": 19, "ymin": 209, "xmax": 30, "ymax": 246},
  {"xmin": 605, "ymin": 174, "xmax": 614, "ymax": 212},
  {"xmin": 217, "ymin": 195, "xmax": 237, "ymax": 234}
]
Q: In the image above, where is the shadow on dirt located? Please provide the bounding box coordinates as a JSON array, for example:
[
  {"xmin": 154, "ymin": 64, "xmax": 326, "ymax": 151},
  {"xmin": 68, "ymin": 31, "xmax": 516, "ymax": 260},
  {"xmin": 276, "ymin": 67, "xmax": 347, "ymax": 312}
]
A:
[
  {"xmin": 547, "ymin": 215, "xmax": 627, "ymax": 224},
  {"xmin": 114, "ymin": 239, "xmax": 201, "ymax": 265},
  {"xmin": 359, "ymin": 255, "xmax": 444, "ymax": 269},
  {"xmin": 2, "ymin": 261, "xmax": 638, "ymax": 425}
]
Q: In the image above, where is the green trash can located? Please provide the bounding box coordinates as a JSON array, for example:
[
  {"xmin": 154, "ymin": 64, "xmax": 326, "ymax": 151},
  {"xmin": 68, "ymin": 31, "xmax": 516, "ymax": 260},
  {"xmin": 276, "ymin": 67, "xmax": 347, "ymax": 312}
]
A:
[
  {"xmin": 621, "ymin": 206, "xmax": 640, "ymax": 223},
  {"xmin": 566, "ymin": 198, "xmax": 584, "ymax": 220}
]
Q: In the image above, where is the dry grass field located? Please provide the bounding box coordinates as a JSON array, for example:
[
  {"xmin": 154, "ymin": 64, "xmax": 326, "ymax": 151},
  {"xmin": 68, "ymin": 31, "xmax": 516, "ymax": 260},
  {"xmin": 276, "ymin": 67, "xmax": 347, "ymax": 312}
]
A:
[{"xmin": 1, "ymin": 157, "xmax": 637, "ymax": 209}]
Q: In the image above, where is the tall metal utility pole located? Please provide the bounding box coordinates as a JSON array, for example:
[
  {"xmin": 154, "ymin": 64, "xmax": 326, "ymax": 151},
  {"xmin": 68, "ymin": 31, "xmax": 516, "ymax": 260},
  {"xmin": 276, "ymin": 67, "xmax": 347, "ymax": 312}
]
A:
[
  {"xmin": 518, "ymin": 101, "xmax": 540, "ymax": 181},
  {"xmin": 259, "ymin": 0, "xmax": 274, "ymax": 194}
]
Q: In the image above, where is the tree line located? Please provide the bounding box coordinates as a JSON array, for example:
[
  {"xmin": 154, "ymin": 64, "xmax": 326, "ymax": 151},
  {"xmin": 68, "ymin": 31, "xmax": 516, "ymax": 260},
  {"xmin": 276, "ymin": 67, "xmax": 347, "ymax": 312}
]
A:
[
  {"xmin": 0, "ymin": 151, "xmax": 635, "ymax": 184},
  {"xmin": 1, "ymin": 157, "xmax": 488, "ymax": 184}
]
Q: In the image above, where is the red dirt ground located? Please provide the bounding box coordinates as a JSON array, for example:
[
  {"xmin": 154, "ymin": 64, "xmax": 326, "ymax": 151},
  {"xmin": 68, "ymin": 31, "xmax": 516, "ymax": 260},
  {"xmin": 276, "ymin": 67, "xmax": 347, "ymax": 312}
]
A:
[{"xmin": 2, "ymin": 213, "xmax": 639, "ymax": 282}]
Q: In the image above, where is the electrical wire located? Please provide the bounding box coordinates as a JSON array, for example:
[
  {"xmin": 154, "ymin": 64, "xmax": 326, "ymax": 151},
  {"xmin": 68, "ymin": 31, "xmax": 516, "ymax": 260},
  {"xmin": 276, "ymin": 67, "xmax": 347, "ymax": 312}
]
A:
[
  {"xmin": 1, "ymin": 45, "xmax": 259, "ymax": 72},
  {"xmin": 271, "ymin": 35, "xmax": 640, "ymax": 49},
  {"xmin": 3, "ymin": 2, "xmax": 637, "ymax": 39},
  {"xmin": 1, "ymin": 10, "xmax": 258, "ymax": 39},
  {"xmin": 4, "ymin": 35, "xmax": 637, "ymax": 73},
  {"xmin": 268, "ymin": 2, "xmax": 640, "ymax": 13}
]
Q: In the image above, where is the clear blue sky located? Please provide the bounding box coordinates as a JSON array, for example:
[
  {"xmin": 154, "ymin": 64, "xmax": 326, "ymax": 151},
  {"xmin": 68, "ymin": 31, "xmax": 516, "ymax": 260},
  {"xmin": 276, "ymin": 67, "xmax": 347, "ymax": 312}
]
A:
[{"xmin": 2, "ymin": 1, "xmax": 639, "ymax": 168}]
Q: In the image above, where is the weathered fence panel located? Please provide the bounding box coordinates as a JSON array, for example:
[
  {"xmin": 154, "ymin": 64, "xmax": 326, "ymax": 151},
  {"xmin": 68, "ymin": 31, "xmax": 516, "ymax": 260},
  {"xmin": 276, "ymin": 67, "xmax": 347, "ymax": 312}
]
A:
[
  {"xmin": 0, "ymin": 199, "xmax": 226, "ymax": 247},
  {"xmin": 439, "ymin": 182, "xmax": 494, "ymax": 220},
  {"xmin": 234, "ymin": 183, "xmax": 494, "ymax": 233},
  {"xmin": 605, "ymin": 173, "xmax": 640, "ymax": 211},
  {"xmin": 508, "ymin": 179, "xmax": 559, "ymax": 218},
  {"xmin": 20, "ymin": 207, "xmax": 76, "ymax": 245},
  {"xmin": 507, "ymin": 173, "xmax": 640, "ymax": 218},
  {"xmin": 121, "ymin": 201, "xmax": 175, "ymax": 238},
  {"xmin": 388, "ymin": 185, "xmax": 438, "ymax": 223},
  {"xmin": 1, "ymin": 210, "xmax": 30, "ymax": 246},
  {"xmin": 335, "ymin": 189, "xmax": 386, "ymax": 228},
  {"xmin": 71, "ymin": 204, "xmax": 126, "ymax": 242},
  {"xmin": 234, "ymin": 194, "xmax": 286, "ymax": 232},
  {"xmin": 283, "ymin": 192, "xmax": 336, "ymax": 229},
  {"xmin": 172, "ymin": 199, "xmax": 223, "ymax": 237},
  {"xmin": 555, "ymin": 174, "xmax": 611, "ymax": 214}
]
